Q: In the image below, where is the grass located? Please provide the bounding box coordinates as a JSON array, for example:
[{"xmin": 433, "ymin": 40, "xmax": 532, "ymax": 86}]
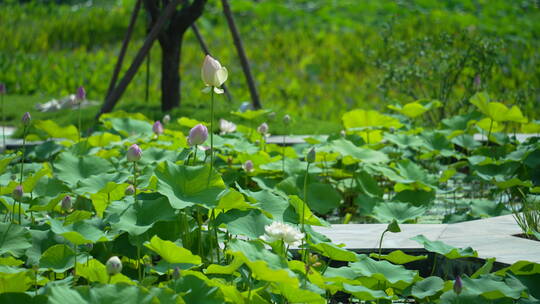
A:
[{"xmin": 3, "ymin": 94, "xmax": 342, "ymax": 136}]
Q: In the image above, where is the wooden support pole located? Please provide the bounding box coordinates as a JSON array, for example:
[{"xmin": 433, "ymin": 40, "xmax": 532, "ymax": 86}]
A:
[
  {"xmin": 221, "ymin": 0, "xmax": 262, "ymax": 109},
  {"xmin": 97, "ymin": 0, "xmax": 181, "ymax": 117},
  {"xmin": 105, "ymin": 0, "xmax": 142, "ymax": 101},
  {"xmin": 191, "ymin": 23, "xmax": 232, "ymax": 102}
]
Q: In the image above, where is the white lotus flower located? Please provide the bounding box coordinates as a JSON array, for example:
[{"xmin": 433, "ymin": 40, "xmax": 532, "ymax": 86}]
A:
[
  {"xmin": 106, "ymin": 256, "xmax": 123, "ymax": 276},
  {"xmin": 262, "ymin": 222, "xmax": 304, "ymax": 246},
  {"xmin": 219, "ymin": 119, "xmax": 236, "ymax": 134},
  {"xmin": 201, "ymin": 55, "xmax": 228, "ymax": 94}
]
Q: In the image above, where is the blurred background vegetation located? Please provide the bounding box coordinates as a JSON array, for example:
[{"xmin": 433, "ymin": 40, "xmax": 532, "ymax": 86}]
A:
[{"xmin": 0, "ymin": 0, "xmax": 539, "ymax": 133}]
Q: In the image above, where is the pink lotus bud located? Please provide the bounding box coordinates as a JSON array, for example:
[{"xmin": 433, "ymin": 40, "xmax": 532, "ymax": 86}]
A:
[
  {"xmin": 12, "ymin": 185, "xmax": 24, "ymax": 201},
  {"xmin": 283, "ymin": 114, "xmax": 291, "ymax": 125},
  {"xmin": 306, "ymin": 147, "xmax": 316, "ymax": 163},
  {"xmin": 152, "ymin": 121, "xmax": 164, "ymax": 135},
  {"xmin": 76, "ymin": 86, "xmax": 86, "ymax": 100},
  {"xmin": 453, "ymin": 276, "xmax": 462, "ymax": 295},
  {"xmin": 201, "ymin": 55, "xmax": 228, "ymax": 88},
  {"xmin": 474, "ymin": 75, "xmax": 481, "ymax": 90},
  {"xmin": 22, "ymin": 112, "xmax": 31, "ymax": 126},
  {"xmin": 106, "ymin": 256, "xmax": 123, "ymax": 276},
  {"xmin": 126, "ymin": 144, "xmax": 142, "ymax": 162},
  {"xmin": 125, "ymin": 185, "xmax": 135, "ymax": 196},
  {"xmin": 188, "ymin": 124, "xmax": 208, "ymax": 146},
  {"xmin": 61, "ymin": 195, "xmax": 72, "ymax": 211},
  {"xmin": 257, "ymin": 122, "xmax": 269, "ymax": 135},
  {"xmin": 0, "ymin": 83, "xmax": 5, "ymax": 94},
  {"xmin": 243, "ymin": 160, "xmax": 254, "ymax": 173},
  {"xmin": 162, "ymin": 114, "xmax": 171, "ymax": 124}
]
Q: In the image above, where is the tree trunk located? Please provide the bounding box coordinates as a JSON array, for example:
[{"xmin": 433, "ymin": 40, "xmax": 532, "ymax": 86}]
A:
[{"xmin": 160, "ymin": 37, "xmax": 182, "ymax": 111}]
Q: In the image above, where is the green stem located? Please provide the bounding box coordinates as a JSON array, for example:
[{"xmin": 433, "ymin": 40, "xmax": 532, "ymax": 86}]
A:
[
  {"xmin": 486, "ymin": 118, "xmax": 494, "ymax": 145},
  {"xmin": 209, "ymin": 88, "xmax": 215, "ymax": 185},
  {"xmin": 193, "ymin": 145, "xmax": 198, "ymax": 165},
  {"xmin": 78, "ymin": 101, "xmax": 82, "ymax": 142},
  {"xmin": 378, "ymin": 229, "xmax": 388, "ymax": 259},
  {"xmin": 281, "ymin": 135, "xmax": 286, "ymax": 175},
  {"xmin": 301, "ymin": 163, "xmax": 310, "ymax": 263},
  {"xmin": 1, "ymin": 94, "xmax": 5, "ymax": 148},
  {"xmin": 211, "ymin": 209, "xmax": 220, "ymax": 263},
  {"xmin": 133, "ymin": 162, "xmax": 138, "ymax": 204},
  {"xmin": 137, "ymin": 244, "xmax": 142, "ymax": 282},
  {"xmin": 18, "ymin": 126, "xmax": 27, "ymax": 224}
]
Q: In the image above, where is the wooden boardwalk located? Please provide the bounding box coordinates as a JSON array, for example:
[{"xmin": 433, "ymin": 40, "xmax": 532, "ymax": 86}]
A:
[{"xmin": 313, "ymin": 214, "xmax": 540, "ymax": 265}]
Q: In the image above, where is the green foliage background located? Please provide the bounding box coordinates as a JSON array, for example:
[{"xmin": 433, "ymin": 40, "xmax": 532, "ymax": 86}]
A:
[{"xmin": 0, "ymin": 0, "xmax": 539, "ymax": 131}]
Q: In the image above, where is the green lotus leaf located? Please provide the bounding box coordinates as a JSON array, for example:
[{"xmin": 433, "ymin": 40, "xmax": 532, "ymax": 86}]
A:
[
  {"xmin": 310, "ymin": 242, "xmax": 357, "ymax": 262},
  {"xmin": 372, "ymin": 202, "xmax": 427, "ymax": 223},
  {"xmin": 144, "ymin": 235, "xmax": 201, "ymax": 265},
  {"xmin": 342, "ymin": 283, "xmax": 392, "ymax": 300},
  {"xmin": 76, "ymin": 258, "xmax": 134, "ymax": 285},
  {"xmin": 155, "ymin": 162, "xmax": 227, "ymax": 209},
  {"xmin": 39, "ymin": 244, "xmax": 75, "ymax": 272},
  {"xmin": 0, "ymin": 223, "xmax": 32, "ymax": 258},
  {"xmin": 34, "ymin": 120, "xmax": 79, "ymax": 141},
  {"xmin": 110, "ymin": 193, "xmax": 176, "ymax": 236},
  {"xmin": 349, "ymin": 255, "xmax": 418, "ymax": 289},
  {"xmin": 215, "ymin": 209, "xmax": 271, "ymax": 239},
  {"xmin": 370, "ymin": 250, "xmax": 427, "ymax": 264},
  {"xmin": 342, "ymin": 109, "xmax": 403, "ymax": 130},
  {"xmin": 54, "ymin": 151, "xmax": 112, "ymax": 187},
  {"xmin": 411, "ymin": 235, "xmax": 478, "ymax": 259}
]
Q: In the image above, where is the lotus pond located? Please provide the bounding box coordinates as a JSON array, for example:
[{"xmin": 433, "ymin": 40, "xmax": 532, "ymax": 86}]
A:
[{"xmin": 0, "ymin": 92, "xmax": 539, "ymax": 303}]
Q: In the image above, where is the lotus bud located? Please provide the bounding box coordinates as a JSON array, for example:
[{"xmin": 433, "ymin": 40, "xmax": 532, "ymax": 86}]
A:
[
  {"xmin": 0, "ymin": 83, "xmax": 5, "ymax": 94},
  {"xmin": 243, "ymin": 160, "xmax": 254, "ymax": 173},
  {"xmin": 474, "ymin": 74, "xmax": 481, "ymax": 90},
  {"xmin": 61, "ymin": 195, "xmax": 72, "ymax": 211},
  {"xmin": 12, "ymin": 185, "xmax": 23, "ymax": 201},
  {"xmin": 340, "ymin": 130, "xmax": 346, "ymax": 137},
  {"xmin": 163, "ymin": 114, "xmax": 171, "ymax": 124},
  {"xmin": 22, "ymin": 112, "xmax": 31, "ymax": 126},
  {"xmin": 125, "ymin": 184, "xmax": 135, "ymax": 196},
  {"xmin": 126, "ymin": 144, "xmax": 142, "ymax": 162},
  {"xmin": 201, "ymin": 55, "xmax": 228, "ymax": 88},
  {"xmin": 76, "ymin": 86, "xmax": 86, "ymax": 101},
  {"xmin": 283, "ymin": 114, "xmax": 291, "ymax": 125},
  {"xmin": 106, "ymin": 256, "xmax": 123, "ymax": 276},
  {"xmin": 172, "ymin": 267, "xmax": 181, "ymax": 280},
  {"xmin": 188, "ymin": 124, "xmax": 208, "ymax": 146},
  {"xmin": 257, "ymin": 122, "xmax": 269, "ymax": 135},
  {"xmin": 152, "ymin": 121, "xmax": 164, "ymax": 135},
  {"xmin": 453, "ymin": 276, "xmax": 462, "ymax": 295},
  {"xmin": 306, "ymin": 147, "xmax": 316, "ymax": 163}
]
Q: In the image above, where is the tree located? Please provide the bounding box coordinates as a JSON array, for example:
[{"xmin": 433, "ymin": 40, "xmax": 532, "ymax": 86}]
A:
[{"xmin": 144, "ymin": 0, "xmax": 207, "ymax": 111}]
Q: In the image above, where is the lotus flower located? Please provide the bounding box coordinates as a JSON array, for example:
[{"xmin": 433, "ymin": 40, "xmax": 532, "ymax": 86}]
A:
[
  {"xmin": 163, "ymin": 114, "xmax": 171, "ymax": 124},
  {"xmin": 262, "ymin": 222, "xmax": 304, "ymax": 246},
  {"xmin": 201, "ymin": 55, "xmax": 228, "ymax": 94},
  {"xmin": 125, "ymin": 185, "xmax": 135, "ymax": 196},
  {"xmin": 22, "ymin": 112, "xmax": 31, "ymax": 126},
  {"xmin": 257, "ymin": 122, "xmax": 269, "ymax": 135},
  {"xmin": 188, "ymin": 124, "xmax": 208, "ymax": 146},
  {"xmin": 76, "ymin": 86, "xmax": 86, "ymax": 101},
  {"xmin": 12, "ymin": 185, "xmax": 23, "ymax": 201},
  {"xmin": 153, "ymin": 121, "xmax": 164, "ymax": 135},
  {"xmin": 106, "ymin": 256, "xmax": 123, "ymax": 275},
  {"xmin": 219, "ymin": 119, "xmax": 236, "ymax": 134},
  {"xmin": 126, "ymin": 144, "xmax": 142, "ymax": 162},
  {"xmin": 61, "ymin": 195, "xmax": 72, "ymax": 211},
  {"xmin": 243, "ymin": 160, "xmax": 254, "ymax": 173}
]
